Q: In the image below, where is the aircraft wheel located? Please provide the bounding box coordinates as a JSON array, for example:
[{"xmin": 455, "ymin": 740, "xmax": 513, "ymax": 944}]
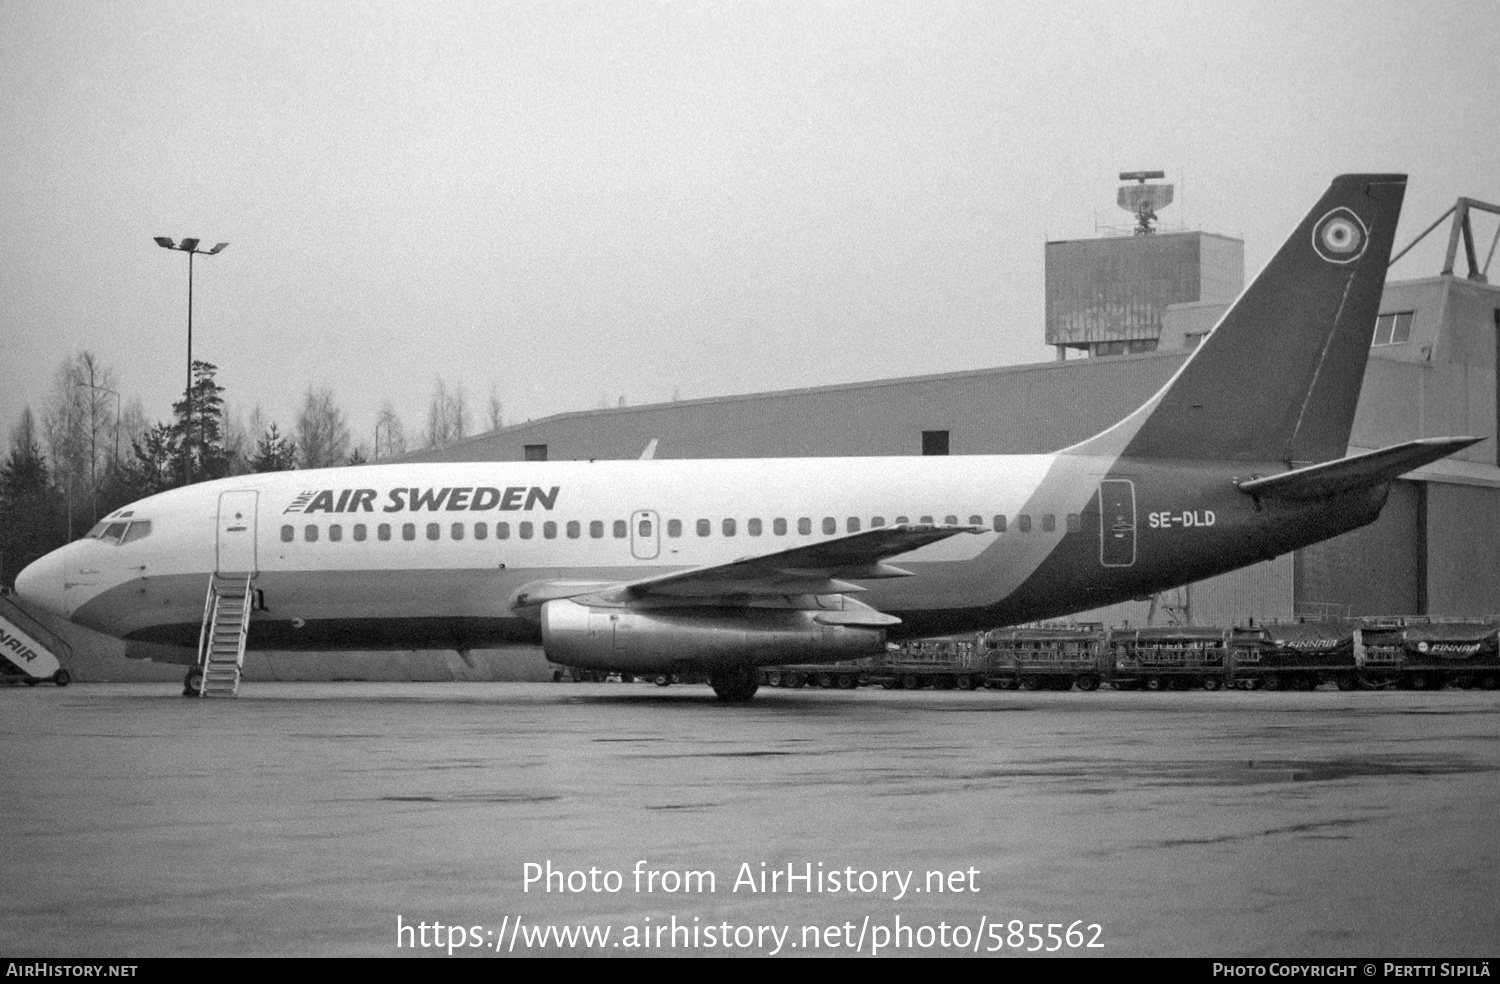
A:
[
  {"xmin": 1201, "ymin": 676, "xmax": 1221, "ymax": 691},
  {"xmin": 900, "ymin": 674, "xmax": 921, "ymax": 690},
  {"xmin": 766, "ymin": 671, "xmax": 783, "ymax": 688},
  {"xmin": 1408, "ymin": 673, "xmax": 1429, "ymax": 691},
  {"xmin": 710, "ymin": 664, "xmax": 760, "ymax": 703},
  {"xmin": 1076, "ymin": 674, "xmax": 1100, "ymax": 692},
  {"xmin": 1335, "ymin": 673, "xmax": 1357, "ymax": 691},
  {"xmin": 837, "ymin": 673, "xmax": 858, "ymax": 689},
  {"xmin": 817, "ymin": 673, "xmax": 834, "ymax": 689},
  {"xmin": 183, "ymin": 668, "xmax": 203, "ymax": 697},
  {"xmin": 1144, "ymin": 676, "xmax": 1164, "ymax": 692},
  {"xmin": 955, "ymin": 674, "xmax": 976, "ymax": 691},
  {"xmin": 1019, "ymin": 677, "xmax": 1040, "ymax": 691},
  {"xmin": 1261, "ymin": 674, "xmax": 1281, "ymax": 691},
  {"xmin": 653, "ymin": 673, "xmax": 672, "ymax": 687},
  {"xmin": 52, "ymin": 669, "xmax": 71, "ymax": 687},
  {"xmin": 24, "ymin": 678, "xmax": 39, "ymax": 686},
  {"xmin": 880, "ymin": 678, "xmax": 898, "ymax": 689},
  {"xmin": 786, "ymin": 672, "xmax": 805, "ymax": 689}
]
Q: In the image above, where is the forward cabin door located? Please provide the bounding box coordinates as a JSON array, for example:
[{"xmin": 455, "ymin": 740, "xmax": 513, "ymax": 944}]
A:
[
  {"xmin": 1099, "ymin": 480, "xmax": 1136, "ymax": 568},
  {"xmin": 217, "ymin": 490, "xmax": 259, "ymax": 576},
  {"xmin": 630, "ymin": 509, "xmax": 660, "ymax": 561}
]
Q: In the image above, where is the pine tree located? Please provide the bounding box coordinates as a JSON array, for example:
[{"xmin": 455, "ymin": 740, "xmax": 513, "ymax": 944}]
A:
[
  {"xmin": 0, "ymin": 408, "xmax": 65, "ymax": 584},
  {"xmin": 170, "ymin": 360, "xmax": 229, "ymax": 482},
  {"xmin": 250, "ymin": 423, "xmax": 298, "ymax": 473}
]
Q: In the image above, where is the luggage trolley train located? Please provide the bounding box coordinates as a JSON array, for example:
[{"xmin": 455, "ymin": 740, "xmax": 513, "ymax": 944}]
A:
[{"xmin": 757, "ymin": 618, "xmax": 1500, "ymax": 692}]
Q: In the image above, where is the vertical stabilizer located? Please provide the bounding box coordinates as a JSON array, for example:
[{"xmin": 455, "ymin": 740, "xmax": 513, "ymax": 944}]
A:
[{"xmin": 1068, "ymin": 174, "xmax": 1407, "ymax": 464}]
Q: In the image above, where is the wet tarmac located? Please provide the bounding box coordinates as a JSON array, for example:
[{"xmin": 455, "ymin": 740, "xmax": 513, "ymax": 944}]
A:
[{"xmin": 2, "ymin": 682, "xmax": 1498, "ymax": 957}]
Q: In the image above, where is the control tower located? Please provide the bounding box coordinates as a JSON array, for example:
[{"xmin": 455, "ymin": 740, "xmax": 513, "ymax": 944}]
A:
[{"xmin": 1046, "ymin": 171, "xmax": 1244, "ymax": 359}]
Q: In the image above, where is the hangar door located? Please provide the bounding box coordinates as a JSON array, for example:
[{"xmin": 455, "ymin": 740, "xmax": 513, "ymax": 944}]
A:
[{"xmin": 1294, "ymin": 480, "xmax": 1423, "ymax": 616}]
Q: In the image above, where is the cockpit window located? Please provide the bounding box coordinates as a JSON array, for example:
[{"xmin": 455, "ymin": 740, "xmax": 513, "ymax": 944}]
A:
[
  {"xmin": 121, "ymin": 521, "xmax": 152, "ymax": 543},
  {"xmin": 101, "ymin": 522, "xmax": 129, "ymax": 544},
  {"xmin": 86, "ymin": 522, "xmax": 109, "ymax": 538}
]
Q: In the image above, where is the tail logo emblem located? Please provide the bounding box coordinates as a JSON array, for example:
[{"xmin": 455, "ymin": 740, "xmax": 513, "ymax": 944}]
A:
[{"xmin": 1312, "ymin": 207, "xmax": 1368, "ymax": 264}]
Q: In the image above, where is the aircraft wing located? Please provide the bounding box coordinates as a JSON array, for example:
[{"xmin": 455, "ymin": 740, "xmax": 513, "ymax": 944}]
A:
[
  {"xmin": 610, "ymin": 523, "xmax": 983, "ymax": 600},
  {"xmin": 512, "ymin": 524, "xmax": 982, "ymax": 617},
  {"xmin": 1235, "ymin": 437, "xmax": 1483, "ymax": 500}
]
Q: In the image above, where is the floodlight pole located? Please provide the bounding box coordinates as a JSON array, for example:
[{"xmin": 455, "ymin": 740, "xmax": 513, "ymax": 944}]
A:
[{"xmin": 154, "ymin": 238, "xmax": 228, "ymax": 483}]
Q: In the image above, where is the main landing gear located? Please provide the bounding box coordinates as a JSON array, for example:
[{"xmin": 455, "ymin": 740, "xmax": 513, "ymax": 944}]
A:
[{"xmin": 709, "ymin": 663, "xmax": 760, "ymax": 703}]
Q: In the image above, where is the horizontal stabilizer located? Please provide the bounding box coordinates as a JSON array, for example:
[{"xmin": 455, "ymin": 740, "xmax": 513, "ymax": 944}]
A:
[{"xmin": 1235, "ymin": 437, "xmax": 1483, "ymax": 500}]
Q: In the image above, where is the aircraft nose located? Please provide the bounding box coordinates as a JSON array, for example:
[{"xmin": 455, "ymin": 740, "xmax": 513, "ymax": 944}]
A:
[{"xmin": 14, "ymin": 550, "xmax": 67, "ymax": 618}]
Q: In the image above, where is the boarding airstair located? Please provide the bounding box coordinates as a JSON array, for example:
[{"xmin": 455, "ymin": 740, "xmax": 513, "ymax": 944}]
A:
[{"xmin": 194, "ymin": 575, "xmax": 253, "ymax": 697}]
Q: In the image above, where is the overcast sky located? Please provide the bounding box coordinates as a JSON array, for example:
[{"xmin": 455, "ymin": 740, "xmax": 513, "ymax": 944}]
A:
[{"xmin": 3, "ymin": 0, "xmax": 1498, "ymax": 457}]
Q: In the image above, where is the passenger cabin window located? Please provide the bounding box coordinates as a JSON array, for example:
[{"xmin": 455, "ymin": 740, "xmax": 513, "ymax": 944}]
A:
[
  {"xmin": 353, "ymin": 524, "xmax": 367, "ymax": 542},
  {"xmin": 403, "ymin": 523, "xmax": 416, "ymax": 541},
  {"xmin": 798, "ymin": 518, "xmax": 811, "ymax": 535},
  {"xmin": 281, "ymin": 525, "xmax": 294, "ymax": 543},
  {"xmin": 613, "ymin": 520, "xmax": 627, "ymax": 539},
  {"xmin": 993, "ymin": 515, "xmax": 1007, "ymax": 532},
  {"xmin": 497, "ymin": 522, "xmax": 510, "ymax": 539},
  {"xmin": 822, "ymin": 517, "xmax": 836, "ymax": 535},
  {"xmin": 543, "ymin": 521, "xmax": 557, "ymax": 539},
  {"xmin": 329, "ymin": 525, "xmax": 343, "ymax": 542},
  {"xmin": 567, "ymin": 521, "xmax": 580, "ymax": 539},
  {"xmin": 305, "ymin": 525, "xmax": 319, "ymax": 542},
  {"xmin": 722, "ymin": 518, "xmax": 736, "ymax": 537},
  {"xmin": 872, "ymin": 516, "xmax": 885, "ymax": 527},
  {"xmin": 1017, "ymin": 515, "xmax": 1032, "ymax": 533},
  {"xmin": 773, "ymin": 518, "xmax": 787, "ymax": 535},
  {"xmin": 747, "ymin": 518, "xmax": 762, "ymax": 536},
  {"xmin": 1042, "ymin": 514, "xmax": 1056, "ymax": 533},
  {"xmin": 847, "ymin": 517, "xmax": 860, "ymax": 533},
  {"xmin": 944, "ymin": 515, "xmax": 958, "ymax": 526},
  {"xmin": 520, "ymin": 522, "xmax": 534, "ymax": 539},
  {"xmin": 591, "ymin": 520, "xmax": 604, "ymax": 539},
  {"xmin": 667, "ymin": 519, "xmax": 682, "ymax": 537},
  {"xmin": 426, "ymin": 523, "xmax": 440, "ymax": 541},
  {"xmin": 451, "ymin": 523, "xmax": 464, "ymax": 540},
  {"xmin": 378, "ymin": 524, "xmax": 391, "ymax": 541},
  {"xmin": 475, "ymin": 523, "xmax": 488, "ymax": 540},
  {"xmin": 1067, "ymin": 514, "xmax": 1081, "ymax": 532},
  {"xmin": 697, "ymin": 519, "xmax": 711, "ymax": 537},
  {"xmin": 638, "ymin": 519, "xmax": 652, "ymax": 537},
  {"xmin": 969, "ymin": 515, "xmax": 982, "ymax": 526}
]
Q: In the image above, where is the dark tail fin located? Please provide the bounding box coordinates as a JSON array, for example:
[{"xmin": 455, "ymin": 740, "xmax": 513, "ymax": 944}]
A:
[{"xmin": 1069, "ymin": 174, "xmax": 1407, "ymax": 465}]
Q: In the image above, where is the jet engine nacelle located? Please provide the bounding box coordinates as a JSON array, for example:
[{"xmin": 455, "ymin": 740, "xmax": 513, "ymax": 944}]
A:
[{"xmin": 540, "ymin": 598, "xmax": 888, "ymax": 673}]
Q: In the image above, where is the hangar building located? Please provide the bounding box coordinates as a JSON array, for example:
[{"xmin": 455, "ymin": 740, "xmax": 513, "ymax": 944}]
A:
[{"xmin": 405, "ymin": 193, "xmax": 1500, "ymax": 628}]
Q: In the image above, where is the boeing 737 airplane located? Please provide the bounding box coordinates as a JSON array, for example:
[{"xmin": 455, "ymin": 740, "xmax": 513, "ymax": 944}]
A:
[{"xmin": 12, "ymin": 174, "xmax": 1482, "ymax": 700}]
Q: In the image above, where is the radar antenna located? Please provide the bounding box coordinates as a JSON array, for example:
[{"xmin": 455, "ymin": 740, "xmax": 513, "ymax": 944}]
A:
[{"xmin": 1118, "ymin": 170, "xmax": 1174, "ymax": 235}]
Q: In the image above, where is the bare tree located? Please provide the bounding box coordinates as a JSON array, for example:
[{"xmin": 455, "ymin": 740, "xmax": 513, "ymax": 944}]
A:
[
  {"xmin": 374, "ymin": 400, "xmax": 407, "ymax": 459},
  {"xmin": 295, "ymin": 386, "xmax": 351, "ymax": 469},
  {"xmin": 487, "ymin": 384, "xmax": 504, "ymax": 432},
  {"xmin": 42, "ymin": 351, "xmax": 118, "ymax": 526},
  {"xmin": 424, "ymin": 377, "xmax": 470, "ymax": 449}
]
